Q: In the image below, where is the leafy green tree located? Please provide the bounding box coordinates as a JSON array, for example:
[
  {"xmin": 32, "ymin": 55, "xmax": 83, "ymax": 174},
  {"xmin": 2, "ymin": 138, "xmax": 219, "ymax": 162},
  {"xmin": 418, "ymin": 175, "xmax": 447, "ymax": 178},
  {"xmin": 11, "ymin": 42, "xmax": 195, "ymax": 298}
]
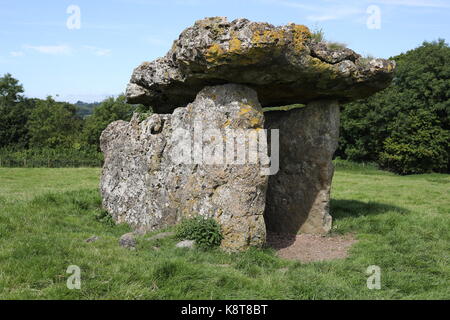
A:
[
  {"xmin": 0, "ymin": 73, "xmax": 23, "ymax": 106},
  {"xmin": 379, "ymin": 110, "xmax": 449, "ymax": 174},
  {"xmin": 338, "ymin": 40, "xmax": 450, "ymax": 174},
  {"xmin": 74, "ymin": 100, "xmax": 101, "ymax": 118},
  {"xmin": 0, "ymin": 74, "xmax": 34, "ymax": 148},
  {"xmin": 393, "ymin": 39, "xmax": 450, "ymax": 130},
  {"xmin": 27, "ymin": 96, "xmax": 83, "ymax": 148},
  {"xmin": 82, "ymin": 95, "xmax": 148, "ymax": 149}
]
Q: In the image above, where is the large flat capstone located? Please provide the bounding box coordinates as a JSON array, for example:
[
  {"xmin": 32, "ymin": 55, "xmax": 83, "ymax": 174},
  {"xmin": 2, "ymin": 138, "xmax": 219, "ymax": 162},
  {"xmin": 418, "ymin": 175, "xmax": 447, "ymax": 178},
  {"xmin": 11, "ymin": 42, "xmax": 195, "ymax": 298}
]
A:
[{"xmin": 126, "ymin": 17, "xmax": 395, "ymax": 113}]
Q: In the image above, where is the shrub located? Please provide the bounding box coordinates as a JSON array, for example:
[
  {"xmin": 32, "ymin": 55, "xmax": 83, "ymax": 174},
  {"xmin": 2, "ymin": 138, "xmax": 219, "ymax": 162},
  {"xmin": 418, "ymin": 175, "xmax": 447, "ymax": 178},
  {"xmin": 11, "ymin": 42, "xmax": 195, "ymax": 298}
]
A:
[
  {"xmin": 338, "ymin": 40, "xmax": 450, "ymax": 174},
  {"xmin": 175, "ymin": 216, "xmax": 223, "ymax": 249},
  {"xmin": 94, "ymin": 209, "xmax": 116, "ymax": 227},
  {"xmin": 379, "ymin": 110, "xmax": 449, "ymax": 175}
]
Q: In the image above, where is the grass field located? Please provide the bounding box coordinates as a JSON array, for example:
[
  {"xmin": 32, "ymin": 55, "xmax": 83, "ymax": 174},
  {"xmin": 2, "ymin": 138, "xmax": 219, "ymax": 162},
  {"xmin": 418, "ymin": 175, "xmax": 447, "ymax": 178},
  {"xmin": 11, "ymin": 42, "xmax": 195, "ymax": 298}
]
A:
[{"xmin": 0, "ymin": 164, "xmax": 449, "ymax": 300}]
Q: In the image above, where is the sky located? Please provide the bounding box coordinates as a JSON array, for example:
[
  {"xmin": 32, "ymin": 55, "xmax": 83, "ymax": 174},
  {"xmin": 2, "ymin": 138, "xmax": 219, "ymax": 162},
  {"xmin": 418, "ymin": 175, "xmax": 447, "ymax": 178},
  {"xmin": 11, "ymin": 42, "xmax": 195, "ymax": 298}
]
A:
[{"xmin": 0, "ymin": 0, "xmax": 449, "ymax": 102}]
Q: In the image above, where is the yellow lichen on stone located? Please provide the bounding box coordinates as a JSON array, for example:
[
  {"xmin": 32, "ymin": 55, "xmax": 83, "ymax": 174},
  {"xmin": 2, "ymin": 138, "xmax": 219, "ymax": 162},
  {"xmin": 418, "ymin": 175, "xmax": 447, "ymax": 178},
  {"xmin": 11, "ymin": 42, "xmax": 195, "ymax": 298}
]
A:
[
  {"xmin": 237, "ymin": 103, "xmax": 264, "ymax": 128},
  {"xmin": 387, "ymin": 63, "xmax": 394, "ymax": 72},
  {"xmin": 205, "ymin": 43, "xmax": 225, "ymax": 63},
  {"xmin": 309, "ymin": 57, "xmax": 335, "ymax": 73},
  {"xmin": 222, "ymin": 119, "xmax": 231, "ymax": 128},
  {"xmin": 206, "ymin": 38, "xmax": 264, "ymax": 66},
  {"xmin": 238, "ymin": 104, "xmax": 254, "ymax": 116},
  {"xmin": 249, "ymin": 117, "xmax": 261, "ymax": 127},
  {"xmin": 229, "ymin": 37, "xmax": 242, "ymax": 53},
  {"xmin": 251, "ymin": 28, "xmax": 286, "ymax": 47},
  {"xmin": 290, "ymin": 24, "xmax": 311, "ymax": 52}
]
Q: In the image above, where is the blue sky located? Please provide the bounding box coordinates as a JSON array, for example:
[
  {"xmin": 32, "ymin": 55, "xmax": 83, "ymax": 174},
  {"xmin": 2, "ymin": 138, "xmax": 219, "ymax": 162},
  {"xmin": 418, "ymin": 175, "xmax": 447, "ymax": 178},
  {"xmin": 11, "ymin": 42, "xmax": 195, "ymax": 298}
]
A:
[{"xmin": 1, "ymin": 0, "xmax": 449, "ymax": 102}]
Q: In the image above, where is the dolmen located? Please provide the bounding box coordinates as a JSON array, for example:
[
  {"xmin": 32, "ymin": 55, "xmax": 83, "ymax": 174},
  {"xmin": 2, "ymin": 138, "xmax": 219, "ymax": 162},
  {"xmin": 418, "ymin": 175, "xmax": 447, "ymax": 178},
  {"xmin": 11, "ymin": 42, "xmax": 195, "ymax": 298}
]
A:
[{"xmin": 100, "ymin": 17, "xmax": 395, "ymax": 251}]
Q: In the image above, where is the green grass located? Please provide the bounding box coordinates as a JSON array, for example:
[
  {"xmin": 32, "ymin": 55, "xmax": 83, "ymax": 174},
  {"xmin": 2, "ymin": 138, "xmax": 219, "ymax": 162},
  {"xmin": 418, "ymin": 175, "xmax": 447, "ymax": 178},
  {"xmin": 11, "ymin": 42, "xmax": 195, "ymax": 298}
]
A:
[
  {"xmin": 0, "ymin": 168, "xmax": 101, "ymax": 201},
  {"xmin": 0, "ymin": 164, "xmax": 448, "ymax": 299}
]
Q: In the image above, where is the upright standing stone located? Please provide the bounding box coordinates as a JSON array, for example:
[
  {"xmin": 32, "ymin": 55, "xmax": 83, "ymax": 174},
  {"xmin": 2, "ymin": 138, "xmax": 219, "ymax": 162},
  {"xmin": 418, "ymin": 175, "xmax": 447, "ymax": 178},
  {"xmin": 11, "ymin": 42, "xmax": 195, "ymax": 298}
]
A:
[
  {"xmin": 264, "ymin": 100, "xmax": 340, "ymax": 235},
  {"xmin": 100, "ymin": 84, "xmax": 268, "ymax": 251}
]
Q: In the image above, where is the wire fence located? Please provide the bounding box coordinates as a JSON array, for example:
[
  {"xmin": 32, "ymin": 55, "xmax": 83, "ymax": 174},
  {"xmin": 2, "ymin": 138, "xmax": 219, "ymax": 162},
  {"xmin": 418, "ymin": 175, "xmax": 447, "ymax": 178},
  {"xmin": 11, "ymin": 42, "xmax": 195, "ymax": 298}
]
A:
[{"xmin": 0, "ymin": 157, "xmax": 103, "ymax": 168}]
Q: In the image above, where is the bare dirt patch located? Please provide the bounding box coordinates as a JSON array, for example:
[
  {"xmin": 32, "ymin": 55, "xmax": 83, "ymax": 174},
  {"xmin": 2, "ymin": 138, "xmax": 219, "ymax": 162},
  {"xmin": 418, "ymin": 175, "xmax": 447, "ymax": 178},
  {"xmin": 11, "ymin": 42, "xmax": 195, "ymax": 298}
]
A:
[{"xmin": 267, "ymin": 233, "xmax": 357, "ymax": 263}]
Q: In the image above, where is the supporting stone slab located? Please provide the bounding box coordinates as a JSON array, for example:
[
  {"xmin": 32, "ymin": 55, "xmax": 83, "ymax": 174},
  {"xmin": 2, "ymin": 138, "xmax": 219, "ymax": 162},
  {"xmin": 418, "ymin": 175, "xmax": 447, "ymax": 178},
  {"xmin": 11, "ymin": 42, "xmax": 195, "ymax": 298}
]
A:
[
  {"xmin": 264, "ymin": 100, "xmax": 340, "ymax": 235},
  {"xmin": 100, "ymin": 84, "xmax": 268, "ymax": 252}
]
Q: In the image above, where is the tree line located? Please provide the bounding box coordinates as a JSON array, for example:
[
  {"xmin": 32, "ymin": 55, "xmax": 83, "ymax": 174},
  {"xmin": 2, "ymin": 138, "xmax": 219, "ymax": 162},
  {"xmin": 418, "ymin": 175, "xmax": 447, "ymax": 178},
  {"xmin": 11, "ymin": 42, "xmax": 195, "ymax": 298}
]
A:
[
  {"xmin": 0, "ymin": 40, "xmax": 448, "ymax": 174},
  {"xmin": 337, "ymin": 39, "xmax": 449, "ymax": 174},
  {"xmin": 0, "ymin": 74, "xmax": 149, "ymax": 167}
]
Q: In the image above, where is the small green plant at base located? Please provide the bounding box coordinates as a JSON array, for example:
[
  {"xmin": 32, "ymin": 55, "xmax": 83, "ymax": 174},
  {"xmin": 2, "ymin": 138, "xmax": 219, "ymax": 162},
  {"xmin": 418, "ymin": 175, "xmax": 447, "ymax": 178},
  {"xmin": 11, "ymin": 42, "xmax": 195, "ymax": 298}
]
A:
[
  {"xmin": 175, "ymin": 216, "xmax": 223, "ymax": 249},
  {"xmin": 95, "ymin": 209, "xmax": 116, "ymax": 227}
]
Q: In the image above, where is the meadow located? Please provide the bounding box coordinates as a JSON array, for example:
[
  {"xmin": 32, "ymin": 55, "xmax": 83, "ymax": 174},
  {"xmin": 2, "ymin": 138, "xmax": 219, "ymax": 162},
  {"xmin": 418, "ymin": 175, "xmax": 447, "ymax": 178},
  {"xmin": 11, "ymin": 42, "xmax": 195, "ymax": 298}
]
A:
[{"xmin": 0, "ymin": 163, "xmax": 448, "ymax": 300}]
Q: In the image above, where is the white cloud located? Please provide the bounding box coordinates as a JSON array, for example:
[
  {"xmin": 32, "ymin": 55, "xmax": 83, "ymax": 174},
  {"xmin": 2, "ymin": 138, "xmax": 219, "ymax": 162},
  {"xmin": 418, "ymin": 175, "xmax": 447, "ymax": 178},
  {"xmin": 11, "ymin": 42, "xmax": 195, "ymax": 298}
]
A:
[
  {"xmin": 261, "ymin": 0, "xmax": 319, "ymax": 10},
  {"xmin": 24, "ymin": 44, "xmax": 72, "ymax": 55},
  {"xmin": 262, "ymin": 0, "xmax": 365, "ymax": 21},
  {"xmin": 262, "ymin": 0, "xmax": 450, "ymax": 21},
  {"xmin": 84, "ymin": 46, "xmax": 112, "ymax": 56},
  {"xmin": 10, "ymin": 51, "xmax": 24, "ymax": 57},
  {"xmin": 144, "ymin": 35, "xmax": 170, "ymax": 47},
  {"xmin": 370, "ymin": 0, "xmax": 450, "ymax": 8},
  {"xmin": 306, "ymin": 14, "xmax": 338, "ymax": 22},
  {"xmin": 307, "ymin": 6, "xmax": 364, "ymax": 21}
]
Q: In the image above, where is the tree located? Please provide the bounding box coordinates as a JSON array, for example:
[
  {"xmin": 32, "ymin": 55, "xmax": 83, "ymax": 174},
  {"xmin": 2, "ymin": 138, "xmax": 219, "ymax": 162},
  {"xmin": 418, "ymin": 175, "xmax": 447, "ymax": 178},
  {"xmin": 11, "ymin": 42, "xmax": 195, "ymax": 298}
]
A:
[
  {"xmin": 0, "ymin": 73, "xmax": 23, "ymax": 106},
  {"xmin": 0, "ymin": 74, "xmax": 34, "ymax": 148},
  {"xmin": 379, "ymin": 110, "xmax": 449, "ymax": 174},
  {"xmin": 338, "ymin": 40, "xmax": 450, "ymax": 174},
  {"xmin": 82, "ymin": 95, "xmax": 147, "ymax": 149},
  {"xmin": 27, "ymin": 96, "xmax": 83, "ymax": 148}
]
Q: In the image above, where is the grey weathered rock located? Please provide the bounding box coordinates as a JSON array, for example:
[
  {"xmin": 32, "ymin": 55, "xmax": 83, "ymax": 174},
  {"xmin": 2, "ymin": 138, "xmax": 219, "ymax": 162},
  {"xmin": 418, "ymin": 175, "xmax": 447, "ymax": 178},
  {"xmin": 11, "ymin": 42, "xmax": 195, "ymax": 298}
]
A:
[
  {"xmin": 85, "ymin": 236, "xmax": 100, "ymax": 243},
  {"xmin": 126, "ymin": 17, "xmax": 395, "ymax": 113},
  {"xmin": 119, "ymin": 232, "xmax": 137, "ymax": 249},
  {"xmin": 264, "ymin": 100, "xmax": 340, "ymax": 234},
  {"xmin": 176, "ymin": 240, "xmax": 196, "ymax": 249},
  {"xmin": 146, "ymin": 232, "xmax": 175, "ymax": 242},
  {"xmin": 101, "ymin": 84, "xmax": 268, "ymax": 252}
]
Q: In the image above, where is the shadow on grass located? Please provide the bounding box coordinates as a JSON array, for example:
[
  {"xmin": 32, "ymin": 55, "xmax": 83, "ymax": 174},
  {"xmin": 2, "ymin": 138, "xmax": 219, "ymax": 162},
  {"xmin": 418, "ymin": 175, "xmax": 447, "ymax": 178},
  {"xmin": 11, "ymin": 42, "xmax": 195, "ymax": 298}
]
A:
[
  {"xmin": 331, "ymin": 199, "xmax": 409, "ymax": 221},
  {"xmin": 267, "ymin": 200, "xmax": 409, "ymax": 250}
]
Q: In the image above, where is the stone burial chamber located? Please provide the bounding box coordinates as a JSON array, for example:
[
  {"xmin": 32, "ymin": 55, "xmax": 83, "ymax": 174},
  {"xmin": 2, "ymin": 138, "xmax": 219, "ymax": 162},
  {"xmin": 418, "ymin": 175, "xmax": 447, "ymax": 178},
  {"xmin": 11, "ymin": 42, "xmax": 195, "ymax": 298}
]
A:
[{"xmin": 100, "ymin": 17, "xmax": 395, "ymax": 251}]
